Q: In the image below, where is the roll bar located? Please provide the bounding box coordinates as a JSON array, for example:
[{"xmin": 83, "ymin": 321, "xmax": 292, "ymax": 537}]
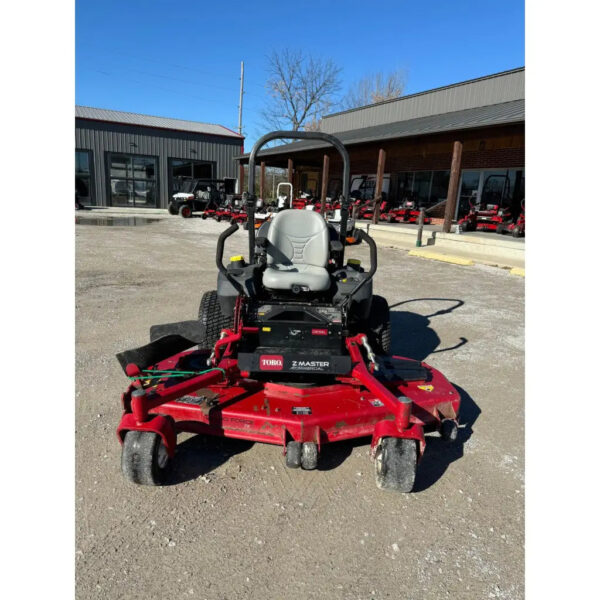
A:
[{"xmin": 246, "ymin": 131, "xmax": 352, "ymax": 263}]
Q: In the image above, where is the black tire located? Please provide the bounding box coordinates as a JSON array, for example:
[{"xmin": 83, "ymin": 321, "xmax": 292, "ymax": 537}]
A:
[
  {"xmin": 440, "ymin": 419, "xmax": 458, "ymax": 442},
  {"xmin": 285, "ymin": 441, "xmax": 302, "ymax": 469},
  {"xmin": 216, "ymin": 215, "xmax": 222, "ymax": 222},
  {"xmin": 366, "ymin": 295, "xmax": 391, "ymax": 355},
  {"xmin": 374, "ymin": 437, "xmax": 417, "ymax": 493},
  {"xmin": 168, "ymin": 203, "xmax": 178, "ymax": 215},
  {"xmin": 496, "ymin": 223, "xmax": 504, "ymax": 235},
  {"xmin": 198, "ymin": 290, "xmax": 234, "ymax": 348},
  {"xmin": 201, "ymin": 213, "xmax": 207, "ymax": 220},
  {"xmin": 121, "ymin": 430, "xmax": 170, "ymax": 486},
  {"xmin": 512, "ymin": 226, "xmax": 522, "ymax": 238},
  {"xmin": 301, "ymin": 442, "xmax": 318, "ymax": 470},
  {"xmin": 179, "ymin": 204, "xmax": 192, "ymax": 218}
]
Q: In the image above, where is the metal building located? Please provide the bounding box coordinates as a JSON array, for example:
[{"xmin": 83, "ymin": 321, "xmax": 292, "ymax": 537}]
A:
[
  {"xmin": 75, "ymin": 106, "xmax": 244, "ymax": 209},
  {"xmin": 237, "ymin": 67, "xmax": 525, "ymax": 223}
]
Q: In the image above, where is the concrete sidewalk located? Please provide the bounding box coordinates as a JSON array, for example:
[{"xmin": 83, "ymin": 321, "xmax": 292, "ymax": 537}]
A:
[{"xmin": 356, "ymin": 222, "xmax": 525, "ymax": 271}]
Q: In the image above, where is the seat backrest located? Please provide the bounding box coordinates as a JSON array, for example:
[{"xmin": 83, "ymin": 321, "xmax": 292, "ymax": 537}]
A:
[{"xmin": 266, "ymin": 210, "xmax": 329, "ymax": 267}]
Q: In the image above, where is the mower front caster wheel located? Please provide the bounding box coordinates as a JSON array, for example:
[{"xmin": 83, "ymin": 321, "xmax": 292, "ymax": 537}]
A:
[
  {"xmin": 374, "ymin": 437, "xmax": 417, "ymax": 493},
  {"xmin": 121, "ymin": 431, "xmax": 170, "ymax": 486},
  {"xmin": 301, "ymin": 442, "xmax": 318, "ymax": 470},
  {"xmin": 440, "ymin": 418, "xmax": 458, "ymax": 442},
  {"xmin": 285, "ymin": 441, "xmax": 302, "ymax": 469}
]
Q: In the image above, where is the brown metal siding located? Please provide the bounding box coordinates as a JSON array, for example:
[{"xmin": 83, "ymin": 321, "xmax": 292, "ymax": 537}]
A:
[{"xmin": 75, "ymin": 118, "xmax": 243, "ymax": 207}]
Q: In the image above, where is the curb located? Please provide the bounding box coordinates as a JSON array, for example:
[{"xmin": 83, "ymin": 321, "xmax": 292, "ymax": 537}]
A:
[{"xmin": 408, "ymin": 250, "xmax": 474, "ymax": 266}]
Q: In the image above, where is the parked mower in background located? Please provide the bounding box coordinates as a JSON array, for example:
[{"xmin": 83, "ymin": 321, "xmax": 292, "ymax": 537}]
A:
[
  {"xmin": 457, "ymin": 174, "xmax": 513, "ymax": 233},
  {"xmin": 500, "ymin": 199, "xmax": 525, "ymax": 237},
  {"xmin": 115, "ymin": 130, "xmax": 461, "ymax": 493},
  {"xmin": 381, "ymin": 195, "xmax": 432, "ymax": 225}
]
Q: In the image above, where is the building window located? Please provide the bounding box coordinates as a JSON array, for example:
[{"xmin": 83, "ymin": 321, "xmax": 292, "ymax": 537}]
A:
[
  {"xmin": 395, "ymin": 170, "xmax": 450, "ymax": 208},
  {"xmin": 76, "ymin": 150, "xmax": 94, "ymax": 206},
  {"xmin": 169, "ymin": 158, "xmax": 214, "ymax": 195},
  {"xmin": 108, "ymin": 153, "xmax": 158, "ymax": 208}
]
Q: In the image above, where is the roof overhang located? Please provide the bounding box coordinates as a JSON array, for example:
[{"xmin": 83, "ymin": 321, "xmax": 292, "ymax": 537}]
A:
[{"xmin": 236, "ymin": 100, "xmax": 524, "ymax": 165}]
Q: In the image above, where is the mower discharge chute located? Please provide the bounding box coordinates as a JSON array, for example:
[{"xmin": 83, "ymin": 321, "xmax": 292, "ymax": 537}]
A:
[{"xmin": 116, "ymin": 131, "xmax": 461, "ymax": 492}]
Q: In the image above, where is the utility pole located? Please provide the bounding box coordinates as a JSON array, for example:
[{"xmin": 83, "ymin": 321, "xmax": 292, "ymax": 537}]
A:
[{"xmin": 238, "ymin": 61, "xmax": 244, "ymax": 136}]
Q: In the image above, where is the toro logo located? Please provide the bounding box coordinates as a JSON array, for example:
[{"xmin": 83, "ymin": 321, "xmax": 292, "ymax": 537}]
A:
[{"xmin": 259, "ymin": 355, "xmax": 284, "ymax": 371}]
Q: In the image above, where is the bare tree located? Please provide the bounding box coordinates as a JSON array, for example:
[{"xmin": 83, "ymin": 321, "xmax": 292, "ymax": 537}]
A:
[
  {"xmin": 342, "ymin": 69, "xmax": 406, "ymax": 110},
  {"xmin": 262, "ymin": 49, "xmax": 342, "ymax": 131}
]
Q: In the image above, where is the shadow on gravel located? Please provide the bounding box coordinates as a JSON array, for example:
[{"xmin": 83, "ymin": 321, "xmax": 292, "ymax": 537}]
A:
[
  {"xmin": 166, "ymin": 434, "xmax": 254, "ymax": 485},
  {"xmin": 317, "ymin": 436, "xmax": 371, "ymax": 471},
  {"xmin": 413, "ymin": 384, "xmax": 481, "ymax": 493},
  {"xmin": 389, "ymin": 298, "xmax": 467, "ymax": 361}
]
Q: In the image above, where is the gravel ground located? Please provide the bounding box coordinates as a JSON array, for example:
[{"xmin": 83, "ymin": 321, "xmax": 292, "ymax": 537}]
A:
[{"xmin": 76, "ymin": 214, "xmax": 524, "ymax": 600}]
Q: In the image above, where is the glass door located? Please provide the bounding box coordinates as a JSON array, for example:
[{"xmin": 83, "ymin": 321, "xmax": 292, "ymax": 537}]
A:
[{"xmin": 109, "ymin": 153, "xmax": 158, "ymax": 208}]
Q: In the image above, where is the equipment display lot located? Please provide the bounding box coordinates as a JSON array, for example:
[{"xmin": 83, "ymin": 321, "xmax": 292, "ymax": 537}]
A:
[{"xmin": 76, "ymin": 216, "xmax": 524, "ymax": 600}]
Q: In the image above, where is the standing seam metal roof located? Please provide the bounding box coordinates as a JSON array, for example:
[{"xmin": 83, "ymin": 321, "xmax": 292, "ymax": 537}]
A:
[
  {"xmin": 237, "ymin": 99, "xmax": 525, "ymax": 159},
  {"xmin": 75, "ymin": 105, "xmax": 243, "ymax": 139}
]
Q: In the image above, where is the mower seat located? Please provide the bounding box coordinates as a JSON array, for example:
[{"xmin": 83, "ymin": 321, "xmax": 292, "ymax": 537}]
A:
[{"xmin": 262, "ymin": 210, "xmax": 331, "ymax": 292}]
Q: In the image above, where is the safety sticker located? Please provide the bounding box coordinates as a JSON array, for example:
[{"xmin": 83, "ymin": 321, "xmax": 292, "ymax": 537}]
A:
[{"xmin": 292, "ymin": 406, "xmax": 312, "ymax": 415}]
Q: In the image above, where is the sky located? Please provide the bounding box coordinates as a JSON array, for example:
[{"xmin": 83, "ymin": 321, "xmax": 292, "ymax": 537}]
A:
[{"xmin": 76, "ymin": 0, "xmax": 524, "ymax": 147}]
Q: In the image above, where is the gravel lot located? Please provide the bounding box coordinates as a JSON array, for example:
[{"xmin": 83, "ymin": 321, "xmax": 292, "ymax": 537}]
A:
[{"xmin": 76, "ymin": 214, "xmax": 524, "ymax": 600}]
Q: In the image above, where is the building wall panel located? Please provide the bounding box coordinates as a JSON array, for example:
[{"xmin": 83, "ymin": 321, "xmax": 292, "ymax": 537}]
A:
[{"xmin": 75, "ymin": 119, "xmax": 243, "ymax": 207}]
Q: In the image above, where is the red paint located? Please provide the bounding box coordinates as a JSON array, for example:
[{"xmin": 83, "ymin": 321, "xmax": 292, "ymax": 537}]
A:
[{"xmin": 311, "ymin": 328, "xmax": 328, "ymax": 336}]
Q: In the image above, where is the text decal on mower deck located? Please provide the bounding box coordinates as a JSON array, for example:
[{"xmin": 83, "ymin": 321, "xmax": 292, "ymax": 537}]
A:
[
  {"xmin": 259, "ymin": 355, "xmax": 284, "ymax": 371},
  {"xmin": 311, "ymin": 328, "xmax": 328, "ymax": 336},
  {"xmin": 291, "ymin": 359, "xmax": 330, "ymax": 371}
]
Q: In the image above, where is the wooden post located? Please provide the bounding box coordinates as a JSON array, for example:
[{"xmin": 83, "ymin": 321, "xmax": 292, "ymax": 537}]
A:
[
  {"xmin": 320, "ymin": 154, "xmax": 329, "ymax": 214},
  {"xmin": 260, "ymin": 161, "xmax": 266, "ymax": 200},
  {"xmin": 287, "ymin": 158, "xmax": 293, "ymax": 184},
  {"xmin": 239, "ymin": 162, "xmax": 245, "ymax": 195},
  {"xmin": 442, "ymin": 141, "xmax": 463, "ymax": 232},
  {"xmin": 372, "ymin": 148, "xmax": 386, "ymax": 224}
]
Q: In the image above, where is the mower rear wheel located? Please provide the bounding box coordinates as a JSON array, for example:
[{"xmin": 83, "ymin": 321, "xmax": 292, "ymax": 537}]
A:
[
  {"xmin": 366, "ymin": 295, "xmax": 391, "ymax": 355},
  {"xmin": 121, "ymin": 430, "xmax": 170, "ymax": 486},
  {"xmin": 198, "ymin": 290, "xmax": 234, "ymax": 348},
  {"xmin": 168, "ymin": 203, "xmax": 178, "ymax": 215},
  {"xmin": 374, "ymin": 437, "xmax": 417, "ymax": 493},
  {"xmin": 179, "ymin": 204, "xmax": 192, "ymax": 218},
  {"xmin": 285, "ymin": 441, "xmax": 302, "ymax": 469},
  {"xmin": 201, "ymin": 213, "xmax": 208, "ymax": 220},
  {"xmin": 301, "ymin": 442, "xmax": 318, "ymax": 470}
]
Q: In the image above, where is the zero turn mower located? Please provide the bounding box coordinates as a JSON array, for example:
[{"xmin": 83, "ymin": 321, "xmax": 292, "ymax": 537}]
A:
[{"xmin": 116, "ymin": 131, "xmax": 461, "ymax": 493}]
